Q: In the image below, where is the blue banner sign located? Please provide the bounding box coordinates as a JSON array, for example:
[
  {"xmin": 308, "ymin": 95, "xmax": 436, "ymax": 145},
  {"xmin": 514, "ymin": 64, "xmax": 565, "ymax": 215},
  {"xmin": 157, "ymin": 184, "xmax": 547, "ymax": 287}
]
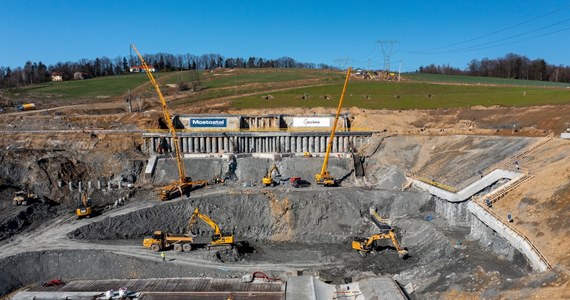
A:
[{"xmin": 189, "ymin": 118, "xmax": 227, "ymax": 128}]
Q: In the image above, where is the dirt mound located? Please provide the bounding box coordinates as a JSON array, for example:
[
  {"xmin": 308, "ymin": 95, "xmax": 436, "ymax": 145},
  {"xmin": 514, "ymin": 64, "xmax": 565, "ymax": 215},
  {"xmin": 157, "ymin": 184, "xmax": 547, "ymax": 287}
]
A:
[
  {"xmin": 67, "ymin": 188, "xmax": 431, "ymax": 242},
  {"xmin": 0, "ymin": 202, "xmax": 59, "ymax": 243}
]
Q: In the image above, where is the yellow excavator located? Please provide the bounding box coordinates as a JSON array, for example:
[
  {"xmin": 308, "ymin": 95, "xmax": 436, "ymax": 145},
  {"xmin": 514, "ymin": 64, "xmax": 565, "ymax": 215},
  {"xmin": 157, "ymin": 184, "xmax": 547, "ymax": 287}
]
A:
[
  {"xmin": 143, "ymin": 208, "xmax": 234, "ymax": 252},
  {"xmin": 262, "ymin": 164, "xmax": 280, "ymax": 186},
  {"xmin": 76, "ymin": 192, "xmax": 92, "ymax": 219},
  {"xmin": 315, "ymin": 67, "xmax": 351, "ymax": 187},
  {"xmin": 352, "ymin": 231, "xmax": 409, "ymax": 258},
  {"xmin": 131, "ymin": 44, "xmax": 207, "ymax": 201},
  {"xmin": 188, "ymin": 208, "xmax": 234, "ymax": 249},
  {"xmin": 352, "ymin": 207, "xmax": 408, "ymax": 258}
]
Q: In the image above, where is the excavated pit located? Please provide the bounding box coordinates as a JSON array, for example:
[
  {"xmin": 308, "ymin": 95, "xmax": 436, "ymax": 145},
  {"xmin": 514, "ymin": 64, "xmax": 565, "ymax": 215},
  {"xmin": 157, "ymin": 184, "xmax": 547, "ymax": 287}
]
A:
[
  {"xmin": 0, "ymin": 135, "xmax": 541, "ymax": 298},
  {"xmin": 61, "ymin": 188, "xmax": 531, "ymax": 298}
]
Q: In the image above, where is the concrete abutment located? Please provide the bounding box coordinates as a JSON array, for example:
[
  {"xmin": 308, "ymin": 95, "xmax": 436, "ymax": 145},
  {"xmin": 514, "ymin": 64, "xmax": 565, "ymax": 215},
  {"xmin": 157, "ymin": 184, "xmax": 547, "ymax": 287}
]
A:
[{"xmin": 143, "ymin": 132, "xmax": 371, "ymax": 155}]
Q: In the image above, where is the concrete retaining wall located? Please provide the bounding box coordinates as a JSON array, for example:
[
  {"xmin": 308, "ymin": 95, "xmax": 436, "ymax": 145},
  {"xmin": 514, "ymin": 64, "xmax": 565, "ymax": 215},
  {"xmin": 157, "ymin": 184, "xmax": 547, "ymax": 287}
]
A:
[
  {"xmin": 143, "ymin": 131, "xmax": 372, "ymax": 155},
  {"xmin": 467, "ymin": 202, "xmax": 549, "ymax": 272},
  {"xmin": 412, "ymin": 169, "xmax": 523, "ymax": 202}
]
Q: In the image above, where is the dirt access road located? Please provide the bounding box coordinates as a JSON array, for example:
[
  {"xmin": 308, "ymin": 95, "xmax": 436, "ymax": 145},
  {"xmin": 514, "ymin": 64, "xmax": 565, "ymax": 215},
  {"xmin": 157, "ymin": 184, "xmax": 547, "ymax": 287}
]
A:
[{"xmin": 0, "ymin": 189, "xmax": 344, "ymax": 273}]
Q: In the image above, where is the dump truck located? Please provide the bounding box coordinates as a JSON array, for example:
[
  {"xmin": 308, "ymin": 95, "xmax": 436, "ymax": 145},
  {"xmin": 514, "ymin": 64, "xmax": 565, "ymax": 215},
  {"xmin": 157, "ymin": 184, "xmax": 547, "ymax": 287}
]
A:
[{"xmin": 143, "ymin": 231, "xmax": 194, "ymax": 252}]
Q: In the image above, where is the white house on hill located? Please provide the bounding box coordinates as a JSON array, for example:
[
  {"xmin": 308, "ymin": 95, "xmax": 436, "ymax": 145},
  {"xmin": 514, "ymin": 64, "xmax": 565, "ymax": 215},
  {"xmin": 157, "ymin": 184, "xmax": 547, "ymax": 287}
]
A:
[{"xmin": 51, "ymin": 72, "xmax": 63, "ymax": 82}]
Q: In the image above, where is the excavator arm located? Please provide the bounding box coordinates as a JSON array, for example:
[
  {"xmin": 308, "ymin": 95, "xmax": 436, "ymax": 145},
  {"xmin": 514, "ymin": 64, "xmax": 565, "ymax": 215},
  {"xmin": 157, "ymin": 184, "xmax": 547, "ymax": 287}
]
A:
[
  {"xmin": 187, "ymin": 208, "xmax": 234, "ymax": 246},
  {"xmin": 352, "ymin": 231, "xmax": 408, "ymax": 258},
  {"xmin": 188, "ymin": 208, "xmax": 221, "ymax": 235},
  {"xmin": 315, "ymin": 67, "xmax": 351, "ymax": 186},
  {"xmin": 262, "ymin": 164, "xmax": 280, "ymax": 186}
]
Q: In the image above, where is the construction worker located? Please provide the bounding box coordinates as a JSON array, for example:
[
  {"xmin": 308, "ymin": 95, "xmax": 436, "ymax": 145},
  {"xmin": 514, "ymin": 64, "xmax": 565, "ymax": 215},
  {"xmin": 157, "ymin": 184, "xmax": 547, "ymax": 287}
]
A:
[
  {"xmin": 507, "ymin": 212, "xmax": 513, "ymax": 223},
  {"xmin": 161, "ymin": 251, "xmax": 166, "ymax": 262},
  {"xmin": 485, "ymin": 197, "xmax": 492, "ymax": 207}
]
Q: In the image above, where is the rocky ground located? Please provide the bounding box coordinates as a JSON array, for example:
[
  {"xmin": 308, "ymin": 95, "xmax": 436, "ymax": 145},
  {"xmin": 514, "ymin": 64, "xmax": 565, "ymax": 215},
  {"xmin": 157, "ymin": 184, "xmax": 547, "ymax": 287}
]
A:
[{"xmin": 0, "ymin": 104, "xmax": 569, "ymax": 299}]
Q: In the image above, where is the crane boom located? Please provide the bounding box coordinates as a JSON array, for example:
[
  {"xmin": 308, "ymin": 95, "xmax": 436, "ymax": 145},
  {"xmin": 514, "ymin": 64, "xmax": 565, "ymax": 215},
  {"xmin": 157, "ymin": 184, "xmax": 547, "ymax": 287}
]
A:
[
  {"xmin": 315, "ymin": 67, "xmax": 352, "ymax": 186},
  {"xmin": 131, "ymin": 44, "xmax": 186, "ymax": 182}
]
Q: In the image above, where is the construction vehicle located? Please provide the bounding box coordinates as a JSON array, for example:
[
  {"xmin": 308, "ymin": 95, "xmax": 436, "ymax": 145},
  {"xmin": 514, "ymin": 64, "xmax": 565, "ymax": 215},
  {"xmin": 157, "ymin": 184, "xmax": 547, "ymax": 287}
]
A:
[
  {"xmin": 17, "ymin": 103, "xmax": 36, "ymax": 111},
  {"xmin": 131, "ymin": 44, "xmax": 206, "ymax": 201},
  {"xmin": 143, "ymin": 231, "xmax": 194, "ymax": 252},
  {"xmin": 76, "ymin": 193, "xmax": 92, "ymax": 219},
  {"xmin": 188, "ymin": 208, "xmax": 234, "ymax": 249},
  {"xmin": 142, "ymin": 208, "xmax": 234, "ymax": 252},
  {"xmin": 315, "ymin": 67, "xmax": 351, "ymax": 187},
  {"xmin": 352, "ymin": 231, "xmax": 409, "ymax": 258},
  {"xmin": 12, "ymin": 191, "xmax": 37, "ymax": 206},
  {"xmin": 262, "ymin": 164, "xmax": 280, "ymax": 186},
  {"xmin": 369, "ymin": 207, "xmax": 393, "ymax": 232},
  {"xmin": 352, "ymin": 207, "xmax": 408, "ymax": 258}
]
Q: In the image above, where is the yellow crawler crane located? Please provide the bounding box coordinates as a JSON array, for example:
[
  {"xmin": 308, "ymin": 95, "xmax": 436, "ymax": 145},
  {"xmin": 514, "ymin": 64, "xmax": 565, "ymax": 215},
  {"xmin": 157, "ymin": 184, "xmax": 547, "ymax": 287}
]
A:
[
  {"xmin": 352, "ymin": 230, "xmax": 409, "ymax": 258},
  {"xmin": 315, "ymin": 67, "xmax": 351, "ymax": 186},
  {"xmin": 188, "ymin": 208, "xmax": 234, "ymax": 249},
  {"xmin": 131, "ymin": 44, "xmax": 207, "ymax": 201}
]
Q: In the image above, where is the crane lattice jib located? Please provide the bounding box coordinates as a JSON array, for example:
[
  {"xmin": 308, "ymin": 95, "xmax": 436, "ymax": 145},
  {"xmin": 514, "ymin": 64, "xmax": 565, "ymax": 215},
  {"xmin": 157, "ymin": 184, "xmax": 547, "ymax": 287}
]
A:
[
  {"xmin": 131, "ymin": 44, "xmax": 187, "ymax": 183},
  {"xmin": 320, "ymin": 67, "xmax": 352, "ymax": 177}
]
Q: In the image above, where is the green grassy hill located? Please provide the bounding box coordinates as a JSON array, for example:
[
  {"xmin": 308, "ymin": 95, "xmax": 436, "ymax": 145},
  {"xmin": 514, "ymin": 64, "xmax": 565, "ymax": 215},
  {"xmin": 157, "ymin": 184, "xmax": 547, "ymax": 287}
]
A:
[
  {"xmin": 230, "ymin": 80, "xmax": 570, "ymax": 110},
  {"xmin": 404, "ymin": 73, "xmax": 570, "ymax": 88},
  {"xmin": 3, "ymin": 69, "xmax": 569, "ymax": 110}
]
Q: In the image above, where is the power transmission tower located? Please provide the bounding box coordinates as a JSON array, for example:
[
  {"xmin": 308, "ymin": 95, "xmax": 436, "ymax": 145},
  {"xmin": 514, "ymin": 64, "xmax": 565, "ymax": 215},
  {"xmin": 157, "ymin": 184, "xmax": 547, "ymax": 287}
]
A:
[
  {"xmin": 377, "ymin": 40, "xmax": 399, "ymax": 75},
  {"xmin": 333, "ymin": 57, "xmax": 351, "ymax": 70}
]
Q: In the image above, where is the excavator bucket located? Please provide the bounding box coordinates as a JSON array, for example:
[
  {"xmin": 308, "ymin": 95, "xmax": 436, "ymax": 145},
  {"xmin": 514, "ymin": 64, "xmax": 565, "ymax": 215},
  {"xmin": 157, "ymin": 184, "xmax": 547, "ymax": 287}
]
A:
[{"xmin": 398, "ymin": 248, "xmax": 409, "ymax": 259}]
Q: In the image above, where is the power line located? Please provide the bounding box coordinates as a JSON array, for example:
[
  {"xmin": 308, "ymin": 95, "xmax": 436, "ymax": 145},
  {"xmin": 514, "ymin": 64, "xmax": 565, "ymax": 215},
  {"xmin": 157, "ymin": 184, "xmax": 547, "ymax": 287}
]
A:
[
  {"xmin": 406, "ymin": 3, "xmax": 570, "ymax": 54},
  {"xmin": 433, "ymin": 26, "xmax": 570, "ymax": 54},
  {"xmin": 424, "ymin": 18, "xmax": 570, "ymax": 54}
]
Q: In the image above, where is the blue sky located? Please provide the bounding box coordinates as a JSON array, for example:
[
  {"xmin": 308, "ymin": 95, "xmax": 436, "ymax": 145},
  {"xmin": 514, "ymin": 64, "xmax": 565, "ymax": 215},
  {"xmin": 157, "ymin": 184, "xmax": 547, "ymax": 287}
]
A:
[{"xmin": 2, "ymin": 0, "xmax": 569, "ymax": 72}]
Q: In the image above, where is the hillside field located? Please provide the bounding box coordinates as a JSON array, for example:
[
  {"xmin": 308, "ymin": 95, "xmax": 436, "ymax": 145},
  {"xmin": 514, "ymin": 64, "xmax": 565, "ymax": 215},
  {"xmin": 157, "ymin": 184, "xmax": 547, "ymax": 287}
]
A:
[{"xmin": 2, "ymin": 69, "xmax": 569, "ymax": 111}]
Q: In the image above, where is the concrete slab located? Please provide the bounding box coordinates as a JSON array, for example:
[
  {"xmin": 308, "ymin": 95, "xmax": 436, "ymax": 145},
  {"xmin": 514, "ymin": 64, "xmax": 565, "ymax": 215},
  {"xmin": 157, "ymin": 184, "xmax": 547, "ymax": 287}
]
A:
[
  {"xmin": 286, "ymin": 276, "xmax": 317, "ymax": 300},
  {"xmin": 17, "ymin": 278, "xmax": 284, "ymax": 300},
  {"xmin": 285, "ymin": 275, "xmax": 405, "ymax": 300},
  {"xmin": 144, "ymin": 155, "xmax": 158, "ymax": 178},
  {"xmin": 357, "ymin": 276, "xmax": 408, "ymax": 300}
]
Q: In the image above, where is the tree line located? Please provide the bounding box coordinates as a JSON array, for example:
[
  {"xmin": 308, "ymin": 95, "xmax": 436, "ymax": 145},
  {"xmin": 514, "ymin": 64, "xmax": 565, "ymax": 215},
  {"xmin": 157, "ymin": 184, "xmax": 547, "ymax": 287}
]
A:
[
  {"xmin": 0, "ymin": 53, "xmax": 334, "ymax": 88},
  {"xmin": 418, "ymin": 53, "xmax": 570, "ymax": 83}
]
